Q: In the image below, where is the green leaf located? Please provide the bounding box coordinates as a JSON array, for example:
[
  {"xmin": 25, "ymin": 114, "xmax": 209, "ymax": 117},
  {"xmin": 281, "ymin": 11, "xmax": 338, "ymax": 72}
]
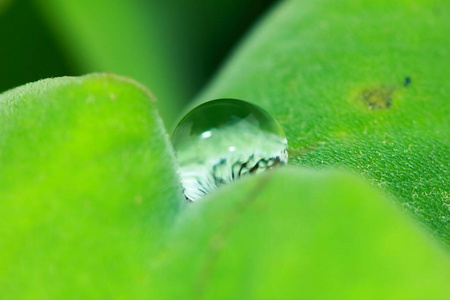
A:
[
  {"xmin": 157, "ymin": 168, "xmax": 450, "ymax": 299},
  {"xmin": 196, "ymin": 0, "xmax": 450, "ymax": 244},
  {"xmin": 32, "ymin": 0, "xmax": 186, "ymax": 122},
  {"xmin": 0, "ymin": 74, "xmax": 183, "ymax": 298},
  {"xmin": 1, "ymin": 0, "xmax": 449, "ymax": 297},
  {"xmin": 29, "ymin": 0, "xmax": 275, "ymax": 124}
]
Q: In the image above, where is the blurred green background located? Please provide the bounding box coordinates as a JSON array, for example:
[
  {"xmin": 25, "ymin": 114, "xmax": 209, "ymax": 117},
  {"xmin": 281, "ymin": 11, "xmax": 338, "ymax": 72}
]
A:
[{"xmin": 0, "ymin": 0, "xmax": 275, "ymax": 124}]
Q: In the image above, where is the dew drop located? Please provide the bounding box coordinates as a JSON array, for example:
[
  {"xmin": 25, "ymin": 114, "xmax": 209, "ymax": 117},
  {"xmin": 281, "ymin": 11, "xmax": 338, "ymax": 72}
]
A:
[{"xmin": 171, "ymin": 99, "xmax": 288, "ymax": 201}]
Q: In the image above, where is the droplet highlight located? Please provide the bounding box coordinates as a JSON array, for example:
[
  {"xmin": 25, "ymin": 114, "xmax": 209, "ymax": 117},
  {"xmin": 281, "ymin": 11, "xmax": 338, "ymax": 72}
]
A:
[{"xmin": 172, "ymin": 99, "xmax": 288, "ymax": 201}]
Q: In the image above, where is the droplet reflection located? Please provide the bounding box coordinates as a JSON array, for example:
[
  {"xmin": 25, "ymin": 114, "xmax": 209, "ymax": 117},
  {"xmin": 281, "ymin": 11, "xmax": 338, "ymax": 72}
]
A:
[{"xmin": 172, "ymin": 99, "xmax": 288, "ymax": 201}]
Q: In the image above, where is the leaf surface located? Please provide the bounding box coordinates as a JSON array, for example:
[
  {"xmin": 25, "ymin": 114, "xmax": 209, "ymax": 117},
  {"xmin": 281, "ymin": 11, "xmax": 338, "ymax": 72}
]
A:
[
  {"xmin": 0, "ymin": 74, "xmax": 182, "ymax": 298},
  {"xmin": 158, "ymin": 168, "xmax": 450, "ymax": 300},
  {"xmin": 197, "ymin": 0, "xmax": 450, "ymax": 243}
]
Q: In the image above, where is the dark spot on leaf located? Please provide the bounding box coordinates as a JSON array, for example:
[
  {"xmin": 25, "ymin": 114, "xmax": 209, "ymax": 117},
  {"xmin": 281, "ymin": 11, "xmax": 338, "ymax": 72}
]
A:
[
  {"xmin": 360, "ymin": 87, "xmax": 393, "ymax": 110},
  {"xmin": 404, "ymin": 76, "xmax": 411, "ymax": 87}
]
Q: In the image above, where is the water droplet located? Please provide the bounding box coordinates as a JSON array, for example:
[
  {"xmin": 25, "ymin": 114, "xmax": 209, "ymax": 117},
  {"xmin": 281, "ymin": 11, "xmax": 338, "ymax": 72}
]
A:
[{"xmin": 172, "ymin": 99, "xmax": 288, "ymax": 201}]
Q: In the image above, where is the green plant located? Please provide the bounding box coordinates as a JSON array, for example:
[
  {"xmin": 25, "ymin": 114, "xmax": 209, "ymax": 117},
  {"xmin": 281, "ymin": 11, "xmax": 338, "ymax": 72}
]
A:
[{"xmin": 0, "ymin": 0, "xmax": 449, "ymax": 299}]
